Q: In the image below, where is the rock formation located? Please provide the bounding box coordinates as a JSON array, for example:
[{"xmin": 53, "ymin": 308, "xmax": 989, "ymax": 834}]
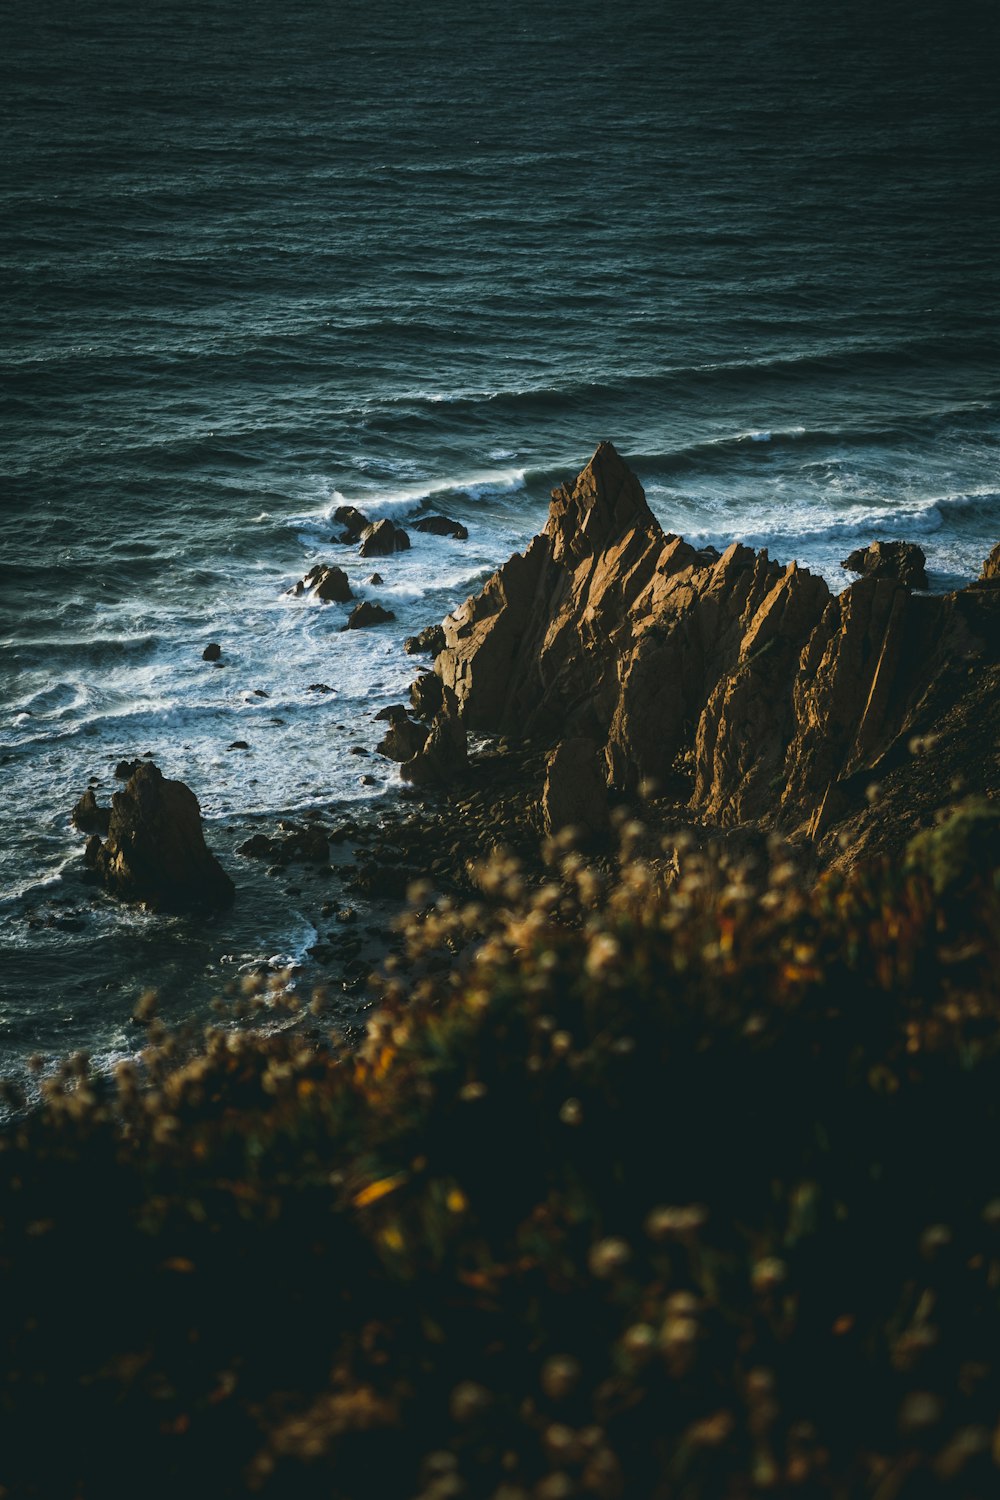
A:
[
  {"xmin": 84, "ymin": 762, "xmax": 235, "ymax": 913},
  {"xmin": 841, "ymin": 540, "xmax": 928, "ymax": 590},
  {"xmin": 413, "ymin": 515, "xmax": 469, "ymax": 540},
  {"xmin": 404, "ymin": 624, "xmax": 446, "ymax": 656},
  {"xmin": 346, "ymin": 601, "xmax": 396, "ymax": 630},
  {"xmin": 420, "ymin": 443, "xmax": 1000, "ymax": 850},
  {"xmin": 542, "ymin": 738, "xmax": 609, "ymax": 839},
  {"xmin": 980, "ymin": 543, "xmax": 1000, "ymax": 583},
  {"xmin": 333, "ymin": 505, "xmax": 370, "ymax": 542},
  {"xmin": 71, "ymin": 788, "xmax": 111, "ymax": 836},
  {"xmin": 359, "ymin": 520, "xmax": 410, "ymax": 558},
  {"xmin": 295, "ymin": 563, "xmax": 353, "ymax": 603}
]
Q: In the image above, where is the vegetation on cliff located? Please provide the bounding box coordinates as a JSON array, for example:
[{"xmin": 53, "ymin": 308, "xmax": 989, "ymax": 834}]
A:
[{"xmin": 2, "ymin": 801, "xmax": 1000, "ymax": 1498}]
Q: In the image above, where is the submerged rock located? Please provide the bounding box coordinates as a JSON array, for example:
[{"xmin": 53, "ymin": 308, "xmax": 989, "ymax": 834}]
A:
[
  {"xmin": 84, "ymin": 763, "xmax": 235, "ymax": 912},
  {"xmin": 841, "ymin": 540, "xmax": 928, "ymax": 590}
]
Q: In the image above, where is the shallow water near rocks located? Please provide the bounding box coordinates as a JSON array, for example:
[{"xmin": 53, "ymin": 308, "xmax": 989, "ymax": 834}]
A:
[{"xmin": 2, "ymin": 0, "xmax": 999, "ymax": 1073}]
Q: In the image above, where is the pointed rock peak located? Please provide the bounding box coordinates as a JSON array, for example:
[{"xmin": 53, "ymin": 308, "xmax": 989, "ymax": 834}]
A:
[{"xmin": 546, "ymin": 442, "xmax": 659, "ymax": 562}]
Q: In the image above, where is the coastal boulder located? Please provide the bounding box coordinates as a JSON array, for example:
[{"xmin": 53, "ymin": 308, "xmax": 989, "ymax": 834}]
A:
[
  {"xmin": 84, "ymin": 762, "xmax": 235, "ymax": 912},
  {"xmin": 359, "ymin": 520, "xmax": 410, "ymax": 558},
  {"xmin": 980, "ymin": 543, "xmax": 1000, "ymax": 583},
  {"xmin": 841, "ymin": 540, "xmax": 928, "ymax": 590},
  {"xmin": 404, "ymin": 624, "xmax": 446, "ymax": 656},
  {"xmin": 345, "ymin": 601, "xmax": 396, "ymax": 630},
  {"xmin": 413, "ymin": 515, "xmax": 469, "ymax": 541},
  {"xmin": 333, "ymin": 505, "xmax": 370, "ymax": 542},
  {"xmin": 299, "ymin": 563, "xmax": 354, "ymax": 603}
]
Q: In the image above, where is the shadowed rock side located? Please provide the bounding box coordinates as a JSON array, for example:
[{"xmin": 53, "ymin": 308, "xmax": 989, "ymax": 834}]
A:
[
  {"xmin": 84, "ymin": 762, "xmax": 235, "ymax": 913},
  {"xmin": 426, "ymin": 442, "xmax": 1000, "ymax": 848}
]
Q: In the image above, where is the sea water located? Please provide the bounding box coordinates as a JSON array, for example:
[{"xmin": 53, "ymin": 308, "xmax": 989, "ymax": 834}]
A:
[{"xmin": 2, "ymin": 0, "xmax": 999, "ymax": 1073}]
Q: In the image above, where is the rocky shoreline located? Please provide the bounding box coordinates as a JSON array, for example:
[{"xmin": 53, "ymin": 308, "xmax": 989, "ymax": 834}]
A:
[{"xmin": 71, "ymin": 444, "xmax": 1000, "ymax": 1013}]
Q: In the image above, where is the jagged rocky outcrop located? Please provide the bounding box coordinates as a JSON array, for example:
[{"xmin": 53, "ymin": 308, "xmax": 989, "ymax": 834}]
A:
[
  {"xmin": 542, "ymin": 737, "xmax": 609, "ymax": 839},
  {"xmin": 346, "ymin": 601, "xmax": 396, "ymax": 630},
  {"xmin": 422, "ymin": 443, "xmax": 1000, "ymax": 847},
  {"xmin": 291, "ymin": 564, "xmax": 354, "ymax": 603},
  {"xmin": 333, "ymin": 505, "xmax": 370, "ymax": 542},
  {"xmin": 83, "ymin": 762, "xmax": 235, "ymax": 912},
  {"xmin": 72, "ymin": 788, "xmax": 111, "ymax": 837},
  {"xmin": 359, "ymin": 520, "xmax": 410, "ymax": 558},
  {"xmin": 841, "ymin": 540, "xmax": 928, "ymax": 590},
  {"xmin": 981, "ymin": 543, "xmax": 1000, "ymax": 583},
  {"xmin": 404, "ymin": 624, "xmax": 446, "ymax": 656}
]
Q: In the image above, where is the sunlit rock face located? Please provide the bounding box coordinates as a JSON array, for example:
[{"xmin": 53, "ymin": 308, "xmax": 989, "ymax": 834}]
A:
[{"xmin": 430, "ymin": 443, "xmax": 998, "ymax": 838}]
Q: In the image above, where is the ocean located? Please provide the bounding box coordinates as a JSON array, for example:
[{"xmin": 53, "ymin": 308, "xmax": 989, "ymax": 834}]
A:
[{"xmin": 2, "ymin": 0, "xmax": 999, "ymax": 1077}]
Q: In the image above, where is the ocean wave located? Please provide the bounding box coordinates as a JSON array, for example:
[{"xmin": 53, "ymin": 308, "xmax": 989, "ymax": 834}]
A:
[
  {"xmin": 338, "ymin": 344, "xmax": 1000, "ymax": 428},
  {"xmin": 291, "ymin": 468, "xmax": 532, "ymax": 532}
]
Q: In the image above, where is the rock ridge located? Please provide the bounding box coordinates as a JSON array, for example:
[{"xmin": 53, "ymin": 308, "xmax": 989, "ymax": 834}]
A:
[{"xmin": 423, "ymin": 442, "xmax": 1000, "ymax": 851}]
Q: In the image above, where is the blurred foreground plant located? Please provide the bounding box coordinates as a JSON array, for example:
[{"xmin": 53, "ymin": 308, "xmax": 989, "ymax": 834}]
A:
[{"xmin": 2, "ymin": 804, "xmax": 1000, "ymax": 1498}]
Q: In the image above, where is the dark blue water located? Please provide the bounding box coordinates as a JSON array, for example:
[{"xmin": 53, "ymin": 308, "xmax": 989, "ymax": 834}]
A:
[{"xmin": 2, "ymin": 0, "xmax": 999, "ymax": 1075}]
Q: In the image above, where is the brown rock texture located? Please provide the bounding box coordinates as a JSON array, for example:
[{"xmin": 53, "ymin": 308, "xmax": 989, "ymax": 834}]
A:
[
  {"xmin": 377, "ymin": 716, "xmax": 429, "ymax": 763},
  {"xmin": 542, "ymin": 737, "xmax": 609, "ymax": 839},
  {"xmin": 299, "ymin": 563, "xmax": 353, "ymax": 603},
  {"xmin": 358, "ymin": 520, "xmax": 410, "ymax": 558},
  {"xmin": 400, "ymin": 686, "xmax": 468, "ymax": 788},
  {"xmin": 841, "ymin": 539, "xmax": 928, "ymax": 590},
  {"xmin": 84, "ymin": 762, "xmax": 235, "ymax": 912},
  {"xmin": 345, "ymin": 601, "xmax": 396, "ymax": 630},
  {"xmin": 981, "ymin": 542, "xmax": 1000, "ymax": 582},
  {"xmin": 425, "ymin": 442, "xmax": 1000, "ymax": 846}
]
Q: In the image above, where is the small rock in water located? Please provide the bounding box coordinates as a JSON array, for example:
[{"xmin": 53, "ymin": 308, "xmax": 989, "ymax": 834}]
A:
[
  {"xmin": 413, "ymin": 514, "xmax": 468, "ymax": 540},
  {"xmin": 841, "ymin": 540, "xmax": 928, "ymax": 589},
  {"xmin": 345, "ymin": 601, "xmax": 396, "ymax": 630},
  {"xmin": 299, "ymin": 563, "xmax": 353, "ymax": 603},
  {"xmin": 358, "ymin": 519, "xmax": 410, "ymax": 558},
  {"xmin": 202, "ymin": 642, "xmax": 222, "ymax": 661},
  {"xmin": 366, "ymin": 572, "xmax": 384, "ymax": 585},
  {"xmin": 349, "ymin": 746, "xmax": 368, "ymax": 757},
  {"xmin": 307, "ymin": 683, "xmax": 335, "ymax": 693},
  {"xmin": 114, "ymin": 759, "xmax": 141, "ymax": 780},
  {"xmin": 253, "ymin": 688, "xmax": 269, "ymax": 699},
  {"xmin": 228, "ymin": 740, "xmax": 250, "ymax": 751},
  {"xmin": 333, "ymin": 504, "xmax": 371, "ymax": 542},
  {"xmin": 404, "ymin": 624, "xmax": 446, "ymax": 656}
]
